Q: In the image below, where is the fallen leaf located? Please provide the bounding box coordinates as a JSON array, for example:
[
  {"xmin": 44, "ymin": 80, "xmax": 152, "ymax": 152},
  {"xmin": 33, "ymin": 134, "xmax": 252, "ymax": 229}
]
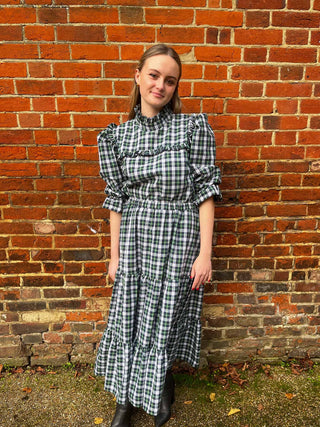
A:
[
  {"xmin": 22, "ymin": 387, "xmax": 32, "ymax": 393},
  {"xmin": 49, "ymin": 385, "xmax": 58, "ymax": 389},
  {"xmin": 48, "ymin": 371, "xmax": 57, "ymax": 375},
  {"xmin": 14, "ymin": 367, "xmax": 24, "ymax": 374},
  {"xmin": 257, "ymin": 404, "xmax": 264, "ymax": 411},
  {"xmin": 184, "ymin": 400, "xmax": 193, "ymax": 405},
  {"xmin": 88, "ymin": 375, "xmax": 95, "ymax": 380},
  {"xmin": 94, "ymin": 417, "xmax": 103, "ymax": 425},
  {"xmin": 285, "ymin": 393, "xmax": 295, "ymax": 400},
  {"xmin": 228, "ymin": 408, "xmax": 241, "ymax": 416},
  {"xmin": 209, "ymin": 392, "xmax": 216, "ymax": 402},
  {"xmin": 0, "ymin": 364, "xmax": 3, "ymax": 373}
]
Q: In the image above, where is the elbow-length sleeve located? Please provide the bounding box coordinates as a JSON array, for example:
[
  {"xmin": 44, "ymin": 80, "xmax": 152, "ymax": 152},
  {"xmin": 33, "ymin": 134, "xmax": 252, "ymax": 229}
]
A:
[
  {"xmin": 188, "ymin": 114, "xmax": 222, "ymax": 206},
  {"xmin": 98, "ymin": 123, "xmax": 127, "ymax": 213}
]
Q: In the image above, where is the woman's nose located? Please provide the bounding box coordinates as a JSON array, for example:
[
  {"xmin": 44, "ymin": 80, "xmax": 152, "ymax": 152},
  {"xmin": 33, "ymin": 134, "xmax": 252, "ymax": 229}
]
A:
[{"xmin": 156, "ymin": 78, "xmax": 165, "ymax": 91}]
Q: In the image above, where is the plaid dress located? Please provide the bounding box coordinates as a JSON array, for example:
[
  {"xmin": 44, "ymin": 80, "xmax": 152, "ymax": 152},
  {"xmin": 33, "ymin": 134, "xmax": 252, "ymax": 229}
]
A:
[{"xmin": 95, "ymin": 105, "xmax": 221, "ymax": 416}]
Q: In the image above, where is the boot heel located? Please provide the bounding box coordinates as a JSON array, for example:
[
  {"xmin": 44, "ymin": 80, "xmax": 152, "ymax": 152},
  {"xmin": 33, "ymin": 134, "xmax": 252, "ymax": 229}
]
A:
[{"xmin": 110, "ymin": 401, "xmax": 133, "ymax": 427}]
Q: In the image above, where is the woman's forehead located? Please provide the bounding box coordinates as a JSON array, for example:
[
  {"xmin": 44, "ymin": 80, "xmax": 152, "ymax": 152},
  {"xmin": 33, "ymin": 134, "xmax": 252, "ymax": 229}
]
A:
[{"xmin": 143, "ymin": 55, "xmax": 180, "ymax": 77}]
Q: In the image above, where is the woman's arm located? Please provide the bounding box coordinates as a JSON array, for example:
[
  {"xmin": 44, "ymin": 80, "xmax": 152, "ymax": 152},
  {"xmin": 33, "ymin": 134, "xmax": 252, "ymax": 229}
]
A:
[
  {"xmin": 190, "ymin": 197, "xmax": 215, "ymax": 290},
  {"xmin": 108, "ymin": 210, "xmax": 122, "ymax": 282}
]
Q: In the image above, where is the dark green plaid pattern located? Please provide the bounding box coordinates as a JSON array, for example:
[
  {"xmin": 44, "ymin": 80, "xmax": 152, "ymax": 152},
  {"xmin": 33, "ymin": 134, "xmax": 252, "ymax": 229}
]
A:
[{"xmin": 95, "ymin": 106, "xmax": 221, "ymax": 416}]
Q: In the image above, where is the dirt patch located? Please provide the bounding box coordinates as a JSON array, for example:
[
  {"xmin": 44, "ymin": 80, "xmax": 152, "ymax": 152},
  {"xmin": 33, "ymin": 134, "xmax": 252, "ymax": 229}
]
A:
[{"xmin": 1, "ymin": 361, "xmax": 320, "ymax": 426}]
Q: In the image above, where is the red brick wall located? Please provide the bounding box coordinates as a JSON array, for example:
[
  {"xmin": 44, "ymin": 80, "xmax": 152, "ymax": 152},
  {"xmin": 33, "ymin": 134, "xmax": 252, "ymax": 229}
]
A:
[{"xmin": 1, "ymin": 0, "xmax": 320, "ymax": 366}]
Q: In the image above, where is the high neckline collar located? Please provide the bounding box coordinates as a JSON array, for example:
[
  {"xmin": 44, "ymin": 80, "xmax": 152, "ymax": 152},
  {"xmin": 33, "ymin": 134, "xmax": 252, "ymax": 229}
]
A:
[{"xmin": 134, "ymin": 104, "xmax": 173, "ymax": 129}]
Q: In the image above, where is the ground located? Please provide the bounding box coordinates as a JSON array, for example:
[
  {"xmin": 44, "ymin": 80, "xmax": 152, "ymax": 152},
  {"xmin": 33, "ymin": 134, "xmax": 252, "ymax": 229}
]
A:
[{"xmin": 1, "ymin": 360, "xmax": 320, "ymax": 427}]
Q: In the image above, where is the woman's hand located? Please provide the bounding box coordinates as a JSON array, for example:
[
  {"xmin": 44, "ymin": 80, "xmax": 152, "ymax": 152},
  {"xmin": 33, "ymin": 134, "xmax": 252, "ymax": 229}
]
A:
[
  {"xmin": 190, "ymin": 254, "xmax": 212, "ymax": 290},
  {"xmin": 108, "ymin": 255, "xmax": 119, "ymax": 282}
]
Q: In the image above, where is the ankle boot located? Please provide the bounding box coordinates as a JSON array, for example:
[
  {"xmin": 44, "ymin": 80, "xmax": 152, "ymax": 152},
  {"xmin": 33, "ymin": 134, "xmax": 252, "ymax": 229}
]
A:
[
  {"xmin": 154, "ymin": 372, "xmax": 175, "ymax": 427},
  {"xmin": 110, "ymin": 400, "xmax": 133, "ymax": 427}
]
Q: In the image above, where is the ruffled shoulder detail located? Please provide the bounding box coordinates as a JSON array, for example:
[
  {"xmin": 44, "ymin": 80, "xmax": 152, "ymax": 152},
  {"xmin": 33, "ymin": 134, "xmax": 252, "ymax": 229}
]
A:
[
  {"xmin": 187, "ymin": 113, "xmax": 209, "ymax": 142},
  {"xmin": 97, "ymin": 123, "xmax": 118, "ymax": 146}
]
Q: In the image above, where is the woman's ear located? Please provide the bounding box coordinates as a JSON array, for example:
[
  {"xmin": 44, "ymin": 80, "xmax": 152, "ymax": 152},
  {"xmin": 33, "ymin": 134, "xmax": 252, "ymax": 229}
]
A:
[{"xmin": 135, "ymin": 69, "xmax": 140, "ymax": 85}]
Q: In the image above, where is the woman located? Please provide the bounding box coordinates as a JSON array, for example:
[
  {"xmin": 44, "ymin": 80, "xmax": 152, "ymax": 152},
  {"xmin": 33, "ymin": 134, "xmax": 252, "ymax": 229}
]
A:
[{"xmin": 95, "ymin": 44, "xmax": 221, "ymax": 427}]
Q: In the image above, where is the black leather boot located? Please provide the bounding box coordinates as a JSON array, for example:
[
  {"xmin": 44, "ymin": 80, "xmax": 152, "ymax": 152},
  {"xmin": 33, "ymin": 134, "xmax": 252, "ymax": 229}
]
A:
[
  {"xmin": 154, "ymin": 371, "xmax": 175, "ymax": 427},
  {"xmin": 110, "ymin": 400, "xmax": 133, "ymax": 427}
]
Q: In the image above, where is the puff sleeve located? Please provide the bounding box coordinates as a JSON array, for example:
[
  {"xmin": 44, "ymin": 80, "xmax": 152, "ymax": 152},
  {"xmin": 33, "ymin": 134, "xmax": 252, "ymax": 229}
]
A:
[
  {"xmin": 98, "ymin": 123, "xmax": 127, "ymax": 213},
  {"xmin": 188, "ymin": 114, "xmax": 222, "ymax": 206}
]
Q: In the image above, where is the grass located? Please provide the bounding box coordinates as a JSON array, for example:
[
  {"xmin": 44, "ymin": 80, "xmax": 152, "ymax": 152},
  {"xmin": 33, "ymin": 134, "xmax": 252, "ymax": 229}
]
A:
[{"xmin": 1, "ymin": 361, "xmax": 320, "ymax": 426}]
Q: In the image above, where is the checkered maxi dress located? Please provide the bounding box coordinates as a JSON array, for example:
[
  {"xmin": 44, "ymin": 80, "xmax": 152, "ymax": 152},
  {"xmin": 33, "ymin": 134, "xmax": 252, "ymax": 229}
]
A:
[{"xmin": 94, "ymin": 105, "xmax": 221, "ymax": 416}]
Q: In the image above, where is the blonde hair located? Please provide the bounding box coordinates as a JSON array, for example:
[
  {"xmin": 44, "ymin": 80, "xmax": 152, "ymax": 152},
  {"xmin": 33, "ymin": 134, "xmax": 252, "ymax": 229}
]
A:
[{"xmin": 128, "ymin": 44, "xmax": 182, "ymax": 120}]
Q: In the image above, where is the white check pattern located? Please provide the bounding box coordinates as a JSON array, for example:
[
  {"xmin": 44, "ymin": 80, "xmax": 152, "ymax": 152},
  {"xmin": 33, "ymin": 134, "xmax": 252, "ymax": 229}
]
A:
[{"xmin": 95, "ymin": 105, "xmax": 221, "ymax": 416}]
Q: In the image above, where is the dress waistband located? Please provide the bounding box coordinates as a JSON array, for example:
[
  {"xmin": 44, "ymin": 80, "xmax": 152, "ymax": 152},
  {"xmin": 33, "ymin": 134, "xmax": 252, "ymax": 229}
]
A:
[{"xmin": 124, "ymin": 198, "xmax": 197, "ymax": 211}]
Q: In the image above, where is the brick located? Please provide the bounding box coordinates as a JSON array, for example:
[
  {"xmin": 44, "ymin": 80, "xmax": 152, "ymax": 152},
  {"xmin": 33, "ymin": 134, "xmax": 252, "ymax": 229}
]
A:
[
  {"xmin": 196, "ymin": 10, "xmax": 243, "ymax": 26},
  {"xmin": 232, "ymin": 65, "xmax": 277, "ymax": 81},
  {"xmin": 31, "ymin": 355, "xmax": 69, "ymax": 366},
  {"xmin": 238, "ymin": 175, "xmax": 278, "ymax": 189},
  {"xmin": 219, "ymin": 29, "xmax": 231, "ymax": 44},
  {"xmin": 272, "ymin": 12, "xmax": 320, "ymax": 28},
  {"xmin": 22, "ymin": 334, "xmax": 43, "ymax": 344},
  {"xmin": 120, "ymin": 6, "xmax": 143, "ymax": 23},
  {"xmin": 203, "ymin": 295, "xmax": 234, "ymax": 304},
  {"xmin": 7, "ymin": 301, "xmax": 46, "ymax": 312},
  {"xmin": 194, "ymin": 82, "xmax": 239, "ymax": 98},
  {"xmin": 235, "ymin": 29, "xmax": 282, "ymax": 45},
  {"xmin": 228, "ymin": 132, "xmax": 272, "ymax": 146},
  {"xmin": 217, "ymin": 283, "xmax": 253, "ymax": 293},
  {"xmin": 269, "ymin": 48, "xmax": 316, "ymax": 63},
  {"xmin": 158, "ymin": 26, "xmax": 204, "ymax": 44},
  {"xmin": 16, "ymin": 80, "xmax": 63, "ymax": 95},
  {"xmin": 282, "ymin": 189, "xmax": 320, "ymax": 202},
  {"xmin": 0, "ymin": 7, "xmax": 36, "ymax": 23},
  {"xmin": 36, "ymin": 178, "xmax": 80, "ymax": 192},
  {"xmin": 0, "ymin": 44, "xmax": 38, "ymax": 59},
  {"xmin": 286, "ymin": 30, "xmax": 309, "ymax": 45},
  {"xmin": 226, "ymin": 329, "xmax": 248, "ymax": 339},
  {"xmin": 146, "ymin": 8, "xmax": 194, "ymax": 24},
  {"xmin": 195, "ymin": 46, "xmax": 241, "ymax": 62},
  {"xmin": 57, "ymin": 26, "xmax": 105, "ymax": 42},
  {"xmin": 71, "ymin": 44, "xmax": 118, "ymax": 61},
  {"xmin": 44, "ymin": 289, "xmax": 80, "ymax": 299},
  {"xmin": 28, "ymin": 62, "xmax": 52, "ymax": 78},
  {"xmin": 66, "ymin": 311, "xmax": 103, "ymax": 322},
  {"xmin": 288, "ymin": 0, "xmax": 310, "ymax": 8},
  {"xmin": 0, "ymin": 25, "xmax": 22, "ymax": 41},
  {"xmin": 42, "ymin": 113, "xmax": 71, "ymax": 128},
  {"xmin": 280, "ymin": 66, "xmax": 303, "ymax": 81},
  {"xmin": 0, "ymin": 62, "xmax": 26, "ymax": 78},
  {"xmin": 244, "ymin": 48, "xmax": 267, "ymax": 62},
  {"xmin": 25, "ymin": 25, "xmax": 55, "ymax": 41},
  {"xmin": 69, "ymin": 6, "xmax": 118, "ymax": 23},
  {"xmin": 158, "ymin": 0, "xmax": 205, "ymax": 5},
  {"xmin": 73, "ymin": 114, "xmax": 119, "ymax": 128},
  {"xmin": 40, "ymin": 44, "xmax": 70, "ymax": 60},
  {"xmin": 0, "ymin": 80, "xmax": 14, "ymax": 94},
  {"xmin": 246, "ymin": 11, "xmax": 269, "ymax": 27},
  {"xmin": 227, "ymin": 99, "xmax": 273, "ymax": 114},
  {"xmin": 237, "ymin": 0, "xmax": 285, "ymax": 7},
  {"xmin": 109, "ymin": 0, "xmax": 155, "ymax": 4},
  {"xmin": 53, "ymin": 63, "xmax": 101, "ymax": 78},
  {"xmin": 108, "ymin": 25, "xmax": 155, "ymax": 42},
  {"xmin": 256, "ymin": 283, "xmax": 288, "ymax": 292},
  {"xmin": 23, "ymin": 276, "xmax": 64, "ymax": 287},
  {"xmin": 38, "ymin": 7, "xmax": 68, "ymax": 23},
  {"xmin": 206, "ymin": 28, "xmax": 218, "ymax": 44}
]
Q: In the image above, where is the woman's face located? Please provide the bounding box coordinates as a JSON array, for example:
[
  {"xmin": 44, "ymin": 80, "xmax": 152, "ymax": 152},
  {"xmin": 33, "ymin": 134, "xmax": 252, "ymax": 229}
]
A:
[{"xmin": 135, "ymin": 54, "xmax": 180, "ymax": 118}]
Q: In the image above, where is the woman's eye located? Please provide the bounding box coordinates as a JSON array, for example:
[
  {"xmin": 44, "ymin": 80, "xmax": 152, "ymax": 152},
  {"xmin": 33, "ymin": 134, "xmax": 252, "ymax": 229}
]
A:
[
  {"xmin": 167, "ymin": 80, "xmax": 176, "ymax": 86},
  {"xmin": 149, "ymin": 73, "xmax": 157, "ymax": 79}
]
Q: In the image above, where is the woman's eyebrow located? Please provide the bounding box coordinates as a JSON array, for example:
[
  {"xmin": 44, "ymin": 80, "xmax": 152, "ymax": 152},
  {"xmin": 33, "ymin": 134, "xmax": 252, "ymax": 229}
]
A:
[{"xmin": 148, "ymin": 68, "xmax": 178, "ymax": 81}]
